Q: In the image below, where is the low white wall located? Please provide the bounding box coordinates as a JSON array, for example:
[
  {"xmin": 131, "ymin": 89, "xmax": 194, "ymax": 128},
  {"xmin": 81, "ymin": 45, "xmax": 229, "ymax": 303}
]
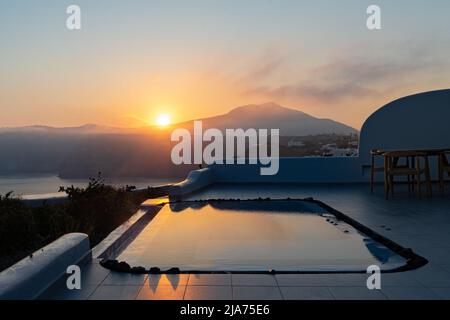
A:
[
  {"xmin": 168, "ymin": 157, "xmax": 366, "ymax": 197},
  {"xmin": 210, "ymin": 157, "xmax": 363, "ymax": 183},
  {"xmin": 167, "ymin": 168, "xmax": 213, "ymax": 197},
  {"xmin": 0, "ymin": 233, "xmax": 90, "ymax": 300}
]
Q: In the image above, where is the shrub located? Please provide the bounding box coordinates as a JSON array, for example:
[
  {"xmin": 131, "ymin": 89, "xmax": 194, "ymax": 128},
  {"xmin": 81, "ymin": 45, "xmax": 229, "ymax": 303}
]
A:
[
  {"xmin": 0, "ymin": 192, "xmax": 40, "ymax": 257},
  {"xmin": 0, "ymin": 178, "xmax": 166, "ymax": 271}
]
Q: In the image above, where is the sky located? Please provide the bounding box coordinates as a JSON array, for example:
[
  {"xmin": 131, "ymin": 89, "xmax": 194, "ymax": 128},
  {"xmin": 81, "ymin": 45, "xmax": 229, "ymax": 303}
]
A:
[{"xmin": 1, "ymin": 0, "xmax": 450, "ymax": 129}]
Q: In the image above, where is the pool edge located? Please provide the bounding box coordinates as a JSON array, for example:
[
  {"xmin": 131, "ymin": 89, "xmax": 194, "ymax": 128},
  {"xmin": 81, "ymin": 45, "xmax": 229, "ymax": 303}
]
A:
[{"xmin": 99, "ymin": 197, "xmax": 428, "ymax": 275}]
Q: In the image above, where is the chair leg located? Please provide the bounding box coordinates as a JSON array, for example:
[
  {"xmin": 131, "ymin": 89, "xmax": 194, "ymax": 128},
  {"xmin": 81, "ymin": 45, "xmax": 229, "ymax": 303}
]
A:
[
  {"xmin": 385, "ymin": 174, "xmax": 390, "ymax": 200},
  {"xmin": 370, "ymin": 155, "xmax": 376, "ymax": 193},
  {"xmin": 417, "ymin": 173, "xmax": 421, "ymax": 198},
  {"xmin": 384, "ymin": 157, "xmax": 389, "ymax": 199},
  {"xmin": 407, "ymin": 158, "xmax": 411, "ymax": 194},
  {"xmin": 425, "ymin": 157, "xmax": 432, "ymax": 197},
  {"xmin": 390, "ymin": 175, "xmax": 395, "ymax": 197}
]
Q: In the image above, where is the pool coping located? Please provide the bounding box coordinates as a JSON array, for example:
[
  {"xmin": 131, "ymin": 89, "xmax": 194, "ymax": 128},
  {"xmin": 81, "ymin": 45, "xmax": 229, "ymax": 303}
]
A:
[{"xmin": 98, "ymin": 197, "xmax": 428, "ymax": 275}]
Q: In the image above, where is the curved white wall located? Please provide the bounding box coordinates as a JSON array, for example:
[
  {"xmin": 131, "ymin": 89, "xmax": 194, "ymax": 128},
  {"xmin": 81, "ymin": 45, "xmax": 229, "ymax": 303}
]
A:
[{"xmin": 359, "ymin": 89, "xmax": 450, "ymax": 166}]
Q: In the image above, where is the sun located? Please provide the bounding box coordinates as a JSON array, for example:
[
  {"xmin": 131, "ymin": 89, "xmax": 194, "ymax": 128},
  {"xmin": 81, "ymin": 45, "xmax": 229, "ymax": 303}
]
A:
[{"xmin": 156, "ymin": 114, "xmax": 171, "ymax": 126}]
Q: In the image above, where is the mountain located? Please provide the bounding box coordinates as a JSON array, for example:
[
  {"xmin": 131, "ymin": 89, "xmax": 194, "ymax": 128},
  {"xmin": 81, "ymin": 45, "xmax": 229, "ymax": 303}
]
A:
[
  {"xmin": 176, "ymin": 102, "xmax": 357, "ymax": 136},
  {"xmin": 0, "ymin": 102, "xmax": 357, "ymax": 179},
  {"xmin": 0, "ymin": 102, "xmax": 357, "ymax": 136}
]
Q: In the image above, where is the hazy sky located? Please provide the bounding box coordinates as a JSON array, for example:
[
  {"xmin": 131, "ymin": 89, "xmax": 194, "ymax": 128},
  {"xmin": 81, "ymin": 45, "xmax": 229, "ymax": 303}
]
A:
[{"xmin": 1, "ymin": 0, "xmax": 450, "ymax": 129}]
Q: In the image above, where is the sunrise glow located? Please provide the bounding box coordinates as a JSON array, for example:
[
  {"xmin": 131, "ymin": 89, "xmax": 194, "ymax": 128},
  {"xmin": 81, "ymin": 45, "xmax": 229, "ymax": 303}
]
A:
[{"xmin": 156, "ymin": 114, "xmax": 171, "ymax": 126}]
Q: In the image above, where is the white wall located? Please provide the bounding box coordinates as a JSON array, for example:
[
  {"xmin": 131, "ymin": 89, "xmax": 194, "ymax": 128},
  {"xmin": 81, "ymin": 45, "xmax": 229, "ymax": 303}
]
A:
[
  {"xmin": 359, "ymin": 89, "xmax": 450, "ymax": 166},
  {"xmin": 0, "ymin": 233, "xmax": 90, "ymax": 300},
  {"xmin": 210, "ymin": 157, "xmax": 363, "ymax": 183}
]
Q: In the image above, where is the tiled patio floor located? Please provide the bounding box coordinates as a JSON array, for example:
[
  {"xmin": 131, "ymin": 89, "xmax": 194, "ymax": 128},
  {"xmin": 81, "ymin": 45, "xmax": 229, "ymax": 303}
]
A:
[{"xmin": 39, "ymin": 183, "xmax": 450, "ymax": 300}]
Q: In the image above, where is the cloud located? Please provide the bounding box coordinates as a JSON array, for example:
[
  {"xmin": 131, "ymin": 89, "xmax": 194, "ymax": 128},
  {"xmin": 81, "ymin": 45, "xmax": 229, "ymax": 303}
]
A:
[
  {"xmin": 244, "ymin": 55, "xmax": 286, "ymax": 81},
  {"xmin": 240, "ymin": 42, "xmax": 450, "ymax": 104},
  {"xmin": 246, "ymin": 81, "xmax": 380, "ymax": 104}
]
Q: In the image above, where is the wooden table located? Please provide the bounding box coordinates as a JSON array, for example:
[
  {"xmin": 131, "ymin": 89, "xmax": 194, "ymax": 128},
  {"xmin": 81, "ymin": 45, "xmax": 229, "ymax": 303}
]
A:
[
  {"xmin": 408, "ymin": 148, "xmax": 450, "ymax": 156},
  {"xmin": 380, "ymin": 148, "xmax": 450, "ymax": 197}
]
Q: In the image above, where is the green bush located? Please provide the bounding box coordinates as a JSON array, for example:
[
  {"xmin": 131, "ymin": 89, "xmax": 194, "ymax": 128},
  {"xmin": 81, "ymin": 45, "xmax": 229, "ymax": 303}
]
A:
[
  {"xmin": 0, "ymin": 193, "xmax": 40, "ymax": 257},
  {"xmin": 0, "ymin": 178, "xmax": 165, "ymax": 271}
]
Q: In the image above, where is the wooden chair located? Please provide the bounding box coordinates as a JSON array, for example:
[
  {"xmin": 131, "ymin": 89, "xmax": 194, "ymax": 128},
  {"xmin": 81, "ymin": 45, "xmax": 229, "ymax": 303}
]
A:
[
  {"xmin": 439, "ymin": 151, "xmax": 450, "ymax": 194},
  {"xmin": 370, "ymin": 149, "xmax": 410, "ymax": 194},
  {"xmin": 370, "ymin": 149, "xmax": 385, "ymax": 193},
  {"xmin": 384, "ymin": 151, "xmax": 432, "ymax": 199}
]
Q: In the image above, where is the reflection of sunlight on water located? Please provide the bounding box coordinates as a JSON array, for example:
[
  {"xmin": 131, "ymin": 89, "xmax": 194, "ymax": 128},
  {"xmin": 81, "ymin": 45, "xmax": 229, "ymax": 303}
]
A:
[
  {"xmin": 117, "ymin": 201, "xmax": 407, "ymax": 272},
  {"xmin": 139, "ymin": 274, "xmax": 189, "ymax": 298}
]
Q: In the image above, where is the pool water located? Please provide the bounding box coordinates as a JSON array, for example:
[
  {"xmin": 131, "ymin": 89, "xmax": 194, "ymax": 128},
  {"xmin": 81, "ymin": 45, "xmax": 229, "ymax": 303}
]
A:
[{"xmin": 116, "ymin": 200, "xmax": 407, "ymax": 272}]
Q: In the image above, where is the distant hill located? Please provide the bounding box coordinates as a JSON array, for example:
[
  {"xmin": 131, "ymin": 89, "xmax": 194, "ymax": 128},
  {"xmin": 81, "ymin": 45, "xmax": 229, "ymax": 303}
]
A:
[
  {"xmin": 0, "ymin": 102, "xmax": 357, "ymax": 136},
  {"xmin": 0, "ymin": 124, "xmax": 128, "ymax": 135},
  {"xmin": 0, "ymin": 102, "xmax": 357, "ymax": 179},
  {"xmin": 176, "ymin": 102, "xmax": 357, "ymax": 136}
]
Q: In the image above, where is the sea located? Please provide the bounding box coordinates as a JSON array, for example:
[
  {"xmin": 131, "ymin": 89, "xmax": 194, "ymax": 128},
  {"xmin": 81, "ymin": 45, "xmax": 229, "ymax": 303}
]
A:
[{"xmin": 0, "ymin": 174, "xmax": 179, "ymax": 198}]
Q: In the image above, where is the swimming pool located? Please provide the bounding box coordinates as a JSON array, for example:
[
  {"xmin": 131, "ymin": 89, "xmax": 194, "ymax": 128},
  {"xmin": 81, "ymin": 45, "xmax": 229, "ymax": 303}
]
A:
[{"xmin": 109, "ymin": 199, "xmax": 425, "ymax": 273}]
